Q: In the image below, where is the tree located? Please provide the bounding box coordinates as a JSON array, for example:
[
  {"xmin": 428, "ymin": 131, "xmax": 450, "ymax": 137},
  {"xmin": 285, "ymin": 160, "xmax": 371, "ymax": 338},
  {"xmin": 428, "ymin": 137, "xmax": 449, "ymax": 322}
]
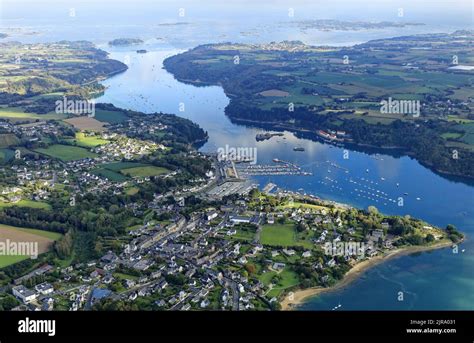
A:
[{"xmin": 244, "ymin": 263, "xmax": 257, "ymax": 275}]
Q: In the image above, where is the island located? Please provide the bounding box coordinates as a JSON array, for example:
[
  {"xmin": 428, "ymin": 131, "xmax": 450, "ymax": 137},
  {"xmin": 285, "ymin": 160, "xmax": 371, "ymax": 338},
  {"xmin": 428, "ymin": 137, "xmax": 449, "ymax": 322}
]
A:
[
  {"xmin": 283, "ymin": 19, "xmax": 425, "ymax": 32},
  {"xmin": 108, "ymin": 38, "xmax": 144, "ymax": 46},
  {"xmin": 163, "ymin": 31, "xmax": 474, "ymax": 179}
]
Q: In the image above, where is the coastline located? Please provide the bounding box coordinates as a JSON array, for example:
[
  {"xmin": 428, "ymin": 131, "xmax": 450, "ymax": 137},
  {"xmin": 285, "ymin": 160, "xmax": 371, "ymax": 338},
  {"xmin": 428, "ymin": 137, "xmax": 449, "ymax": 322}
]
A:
[{"xmin": 280, "ymin": 239, "xmax": 454, "ymax": 310}]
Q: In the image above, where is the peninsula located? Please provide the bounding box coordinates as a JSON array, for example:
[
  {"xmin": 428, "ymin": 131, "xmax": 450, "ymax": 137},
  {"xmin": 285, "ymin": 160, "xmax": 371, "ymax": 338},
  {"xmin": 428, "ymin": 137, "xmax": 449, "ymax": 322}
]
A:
[{"xmin": 164, "ymin": 31, "xmax": 474, "ymax": 179}]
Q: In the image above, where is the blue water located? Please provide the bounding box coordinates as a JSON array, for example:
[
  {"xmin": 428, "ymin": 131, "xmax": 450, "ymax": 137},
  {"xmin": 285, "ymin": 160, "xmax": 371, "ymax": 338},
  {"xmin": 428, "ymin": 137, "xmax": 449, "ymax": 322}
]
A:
[{"xmin": 1, "ymin": 0, "xmax": 473, "ymax": 310}]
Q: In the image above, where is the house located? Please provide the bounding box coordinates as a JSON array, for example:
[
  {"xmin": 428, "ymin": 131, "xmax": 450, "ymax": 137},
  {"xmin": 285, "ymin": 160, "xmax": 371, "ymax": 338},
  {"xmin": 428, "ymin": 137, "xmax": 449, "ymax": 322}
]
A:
[
  {"xmin": 267, "ymin": 214, "xmax": 275, "ymax": 224},
  {"xmin": 101, "ymin": 251, "xmax": 118, "ymax": 264},
  {"xmin": 155, "ymin": 299, "xmax": 166, "ymax": 307},
  {"xmin": 367, "ymin": 248, "xmax": 378, "ymax": 257},
  {"xmin": 35, "ymin": 282, "xmax": 54, "ymax": 295},
  {"xmin": 229, "ymin": 215, "xmax": 251, "ymax": 224},
  {"xmin": 200, "ymin": 299, "xmax": 210, "ymax": 308},
  {"xmin": 90, "ymin": 288, "xmax": 112, "ymax": 305},
  {"xmin": 123, "ymin": 279, "xmax": 136, "ymax": 289},
  {"xmin": 371, "ymin": 229, "xmax": 385, "ymax": 241},
  {"xmin": 103, "ymin": 275, "xmax": 114, "ymax": 284},
  {"xmin": 282, "ymin": 248, "xmax": 296, "ymax": 256},
  {"xmin": 206, "ymin": 211, "xmax": 218, "ymax": 221},
  {"xmin": 302, "ymin": 251, "xmax": 312, "ymax": 258},
  {"xmin": 272, "ymin": 262, "xmax": 286, "ymax": 271},
  {"xmin": 150, "ymin": 271, "xmax": 162, "ymax": 279},
  {"xmin": 226, "ymin": 229, "xmax": 237, "ymax": 236},
  {"xmin": 41, "ymin": 297, "xmax": 54, "ymax": 311},
  {"xmin": 327, "ymin": 259, "xmax": 336, "ymax": 267},
  {"xmin": 12, "ymin": 285, "xmax": 37, "ymax": 304}
]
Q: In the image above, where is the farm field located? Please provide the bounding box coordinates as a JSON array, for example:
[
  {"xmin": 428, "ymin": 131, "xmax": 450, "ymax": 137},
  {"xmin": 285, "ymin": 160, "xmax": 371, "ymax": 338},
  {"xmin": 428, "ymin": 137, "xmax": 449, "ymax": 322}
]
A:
[
  {"xmin": 120, "ymin": 165, "xmax": 169, "ymax": 178},
  {"xmin": 69, "ymin": 132, "xmax": 109, "ymax": 148},
  {"xmin": 91, "ymin": 168, "xmax": 129, "ymax": 182},
  {"xmin": 0, "ymin": 107, "xmax": 67, "ymax": 121},
  {"xmin": 0, "ymin": 224, "xmax": 63, "ymax": 268},
  {"xmin": 63, "ymin": 116, "xmax": 106, "ymax": 131},
  {"xmin": 0, "ymin": 148, "xmax": 14, "ymax": 163},
  {"xmin": 0, "ymin": 133, "xmax": 20, "ymax": 148},
  {"xmin": 35, "ymin": 144, "xmax": 97, "ymax": 161},
  {"xmin": 94, "ymin": 109, "xmax": 129, "ymax": 124},
  {"xmin": 0, "ymin": 200, "xmax": 52, "ymax": 210}
]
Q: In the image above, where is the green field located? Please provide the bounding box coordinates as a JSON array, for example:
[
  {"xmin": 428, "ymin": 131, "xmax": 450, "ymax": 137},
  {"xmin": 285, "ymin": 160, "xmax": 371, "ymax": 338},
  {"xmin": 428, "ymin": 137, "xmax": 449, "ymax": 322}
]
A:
[
  {"xmin": 94, "ymin": 109, "xmax": 129, "ymax": 124},
  {"xmin": 0, "ymin": 133, "xmax": 20, "ymax": 148},
  {"xmin": 0, "ymin": 107, "xmax": 66, "ymax": 120},
  {"xmin": 0, "ymin": 224, "xmax": 62, "ymax": 268},
  {"xmin": 69, "ymin": 132, "xmax": 109, "ymax": 148},
  {"xmin": 0, "ymin": 148, "xmax": 14, "ymax": 163},
  {"xmin": 260, "ymin": 222, "xmax": 314, "ymax": 248},
  {"xmin": 0, "ymin": 200, "xmax": 51, "ymax": 210},
  {"xmin": 14, "ymin": 227, "xmax": 63, "ymax": 240},
  {"xmin": 91, "ymin": 168, "xmax": 129, "ymax": 182},
  {"xmin": 263, "ymin": 268, "xmax": 300, "ymax": 298},
  {"xmin": 35, "ymin": 144, "xmax": 97, "ymax": 161},
  {"xmin": 0, "ymin": 255, "xmax": 29, "ymax": 268},
  {"xmin": 99, "ymin": 162, "xmax": 148, "ymax": 171},
  {"xmin": 260, "ymin": 223, "xmax": 297, "ymax": 247},
  {"xmin": 121, "ymin": 166, "xmax": 169, "ymax": 178},
  {"xmin": 125, "ymin": 187, "xmax": 139, "ymax": 195}
]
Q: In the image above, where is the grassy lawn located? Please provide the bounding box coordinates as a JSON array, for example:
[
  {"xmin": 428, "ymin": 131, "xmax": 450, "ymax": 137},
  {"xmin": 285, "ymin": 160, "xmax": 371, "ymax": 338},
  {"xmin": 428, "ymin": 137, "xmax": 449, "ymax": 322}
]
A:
[
  {"xmin": 0, "ymin": 200, "xmax": 52, "ymax": 210},
  {"xmin": 441, "ymin": 132, "xmax": 463, "ymax": 140},
  {"xmin": 277, "ymin": 201, "xmax": 329, "ymax": 212},
  {"xmin": 227, "ymin": 227, "xmax": 256, "ymax": 242},
  {"xmin": 121, "ymin": 166, "xmax": 169, "ymax": 178},
  {"xmin": 126, "ymin": 224, "xmax": 143, "ymax": 232},
  {"xmin": 125, "ymin": 187, "xmax": 139, "ymax": 195},
  {"xmin": 35, "ymin": 144, "xmax": 97, "ymax": 161},
  {"xmin": 447, "ymin": 115, "xmax": 474, "ymax": 124},
  {"xmin": 265, "ymin": 268, "xmax": 300, "ymax": 298},
  {"xmin": 0, "ymin": 255, "xmax": 29, "ymax": 268},
  {"xmin": 260, "ymin": 222, "xmax": 313, "ymax": 248},
  {"xmin": 91, "ymin": 168, "xmax": 129, "ymax": 182},
  {"xmin": 113, "ymin": 273, "xmax": 138, "ymax": 281},
  {"xmin": 260, "ymin": 223, "xmax": 297, "ymax": 247}
]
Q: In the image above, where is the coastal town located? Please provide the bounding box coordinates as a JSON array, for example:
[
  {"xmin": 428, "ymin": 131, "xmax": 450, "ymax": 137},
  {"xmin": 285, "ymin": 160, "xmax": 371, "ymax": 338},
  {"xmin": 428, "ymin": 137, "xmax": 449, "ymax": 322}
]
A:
[
  {"xmin": 0, "ymin": 34, "xmax": 466, "ymax": 314},
  {"xmin": 0, "ymin": 109, "xmax": 458, "ymax": 311}
]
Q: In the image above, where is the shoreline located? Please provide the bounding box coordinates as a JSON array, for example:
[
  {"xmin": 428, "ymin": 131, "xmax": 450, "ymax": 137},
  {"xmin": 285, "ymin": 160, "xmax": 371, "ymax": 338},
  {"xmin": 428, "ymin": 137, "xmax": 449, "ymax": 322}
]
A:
[{"xmin": 280, "ymin": 240, "xmax": 454, "ymax": 310}]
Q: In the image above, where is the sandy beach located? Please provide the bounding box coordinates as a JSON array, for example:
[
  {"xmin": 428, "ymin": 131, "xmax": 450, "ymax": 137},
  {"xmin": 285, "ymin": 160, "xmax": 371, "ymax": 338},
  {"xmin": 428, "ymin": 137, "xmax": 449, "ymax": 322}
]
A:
[{"xmin": 280, "ymin": 240, "xmax": 454, "ymax": 310}]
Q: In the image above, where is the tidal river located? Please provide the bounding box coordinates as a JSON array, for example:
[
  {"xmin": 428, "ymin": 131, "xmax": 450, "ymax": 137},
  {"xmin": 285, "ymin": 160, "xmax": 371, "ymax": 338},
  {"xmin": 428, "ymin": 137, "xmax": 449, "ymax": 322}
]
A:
[
  {"xmin": 97, "ymin": 44, "xmax": 474, "ymax": 310},
  {"xmin": 4, "ymin": 0, "xmax": 471, "ymax": 309}
]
